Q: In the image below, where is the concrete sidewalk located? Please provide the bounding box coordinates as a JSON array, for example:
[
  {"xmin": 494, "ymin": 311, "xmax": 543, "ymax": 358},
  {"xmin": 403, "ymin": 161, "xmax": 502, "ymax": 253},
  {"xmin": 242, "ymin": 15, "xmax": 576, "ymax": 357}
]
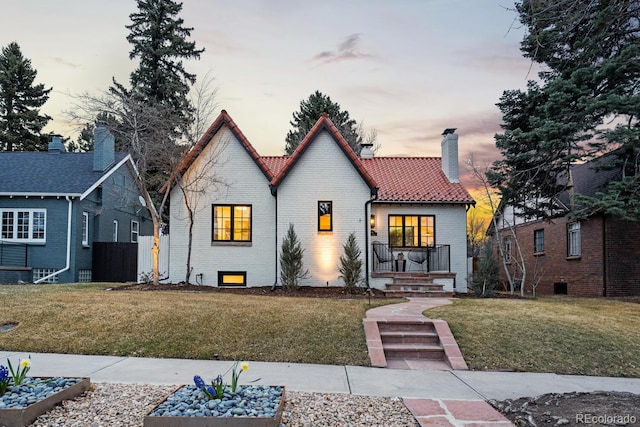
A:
[{"xmin": 2, "ymin": 350, "xmax": 640, "ymax": 401}]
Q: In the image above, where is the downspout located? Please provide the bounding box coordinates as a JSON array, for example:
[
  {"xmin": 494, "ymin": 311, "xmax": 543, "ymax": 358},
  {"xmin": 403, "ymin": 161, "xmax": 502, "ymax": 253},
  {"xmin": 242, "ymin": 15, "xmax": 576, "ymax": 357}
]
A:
[
  {"xmin": 35, "ymin": 196, "xmax": 72, "ymax": 283},
  {"xmin": 271, "ymin": 187, "xmax": 278, "ymax": 291}
]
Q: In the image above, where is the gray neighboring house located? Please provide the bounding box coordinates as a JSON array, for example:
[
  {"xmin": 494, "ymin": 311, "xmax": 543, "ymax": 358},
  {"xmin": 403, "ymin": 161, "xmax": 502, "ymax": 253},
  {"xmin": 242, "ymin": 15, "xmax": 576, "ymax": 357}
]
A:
[{"xmin": 0, "ymin": 128, "xmax": 152, "ymax": 283}]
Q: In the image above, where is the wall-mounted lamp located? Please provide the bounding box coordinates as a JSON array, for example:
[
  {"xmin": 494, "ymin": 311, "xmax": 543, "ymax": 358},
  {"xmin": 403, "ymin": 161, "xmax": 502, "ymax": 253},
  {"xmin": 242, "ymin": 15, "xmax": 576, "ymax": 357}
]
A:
[{"xmin": 370, "ymin": 214, "xmax": 377, "ymax": 236}]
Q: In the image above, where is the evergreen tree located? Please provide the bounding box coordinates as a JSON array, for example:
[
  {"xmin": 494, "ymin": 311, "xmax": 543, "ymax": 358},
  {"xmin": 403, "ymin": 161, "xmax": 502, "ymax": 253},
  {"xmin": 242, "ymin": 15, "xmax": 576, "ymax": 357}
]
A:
[
  {"xmin": 66, "ymin": 122, "xmax": 94, "ymax": 152},
  {"xmin": 338, "ymin": 232, "xmax": 363, "ymax": 294},
  {"xmin": 117, "ymin": 0, "xmax": 204, "ymax": 201},
  {"xmin": 285, "ymin": 91, "xmax": 363, "ymax": 155},
  {"xmin": 0, "ymin": 42, "xmax": 51, "ymax": 151},
  {"xmin": 491, "ymin": 1, "xmax": 640, "ymax": 220},
  {"xmin": 280, "ymin": 224, "xmax": 309, "ymax": 290},
  {"xmin": 124, "ymin": 0, "xmax": 204, "ymax": 132}
]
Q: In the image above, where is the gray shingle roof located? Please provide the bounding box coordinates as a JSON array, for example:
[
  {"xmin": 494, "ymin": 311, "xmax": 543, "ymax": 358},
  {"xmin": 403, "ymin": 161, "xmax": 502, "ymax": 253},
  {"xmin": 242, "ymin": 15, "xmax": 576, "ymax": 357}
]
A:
[{"xmin": 0, "ymin": 151, "xmax": 128, "ymax": 195}]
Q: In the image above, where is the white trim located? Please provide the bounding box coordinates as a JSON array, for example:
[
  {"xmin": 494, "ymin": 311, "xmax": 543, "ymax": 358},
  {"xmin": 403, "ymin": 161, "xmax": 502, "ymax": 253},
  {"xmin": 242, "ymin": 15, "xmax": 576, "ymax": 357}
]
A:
[
  {"xmin": 131, "ymin": 220, "xmax": 139, "ymax": 243},
  {"xmin": 0, "ymin": 193, "xmax": 82, "ymax": 198},
  {"xmin": 80, "ymin": 155, "xmax": 132, "ymax": 200},
  {"xmin": 0, "ymin": 208, "xmax": 47, "ymax": 243},
  {"xmin": 82, "ymin": 211, "xmax": 90, "ymax": 246},
  {"xmin": 113, "ymin": 219, "xmax": 119, "ymax": 242}
]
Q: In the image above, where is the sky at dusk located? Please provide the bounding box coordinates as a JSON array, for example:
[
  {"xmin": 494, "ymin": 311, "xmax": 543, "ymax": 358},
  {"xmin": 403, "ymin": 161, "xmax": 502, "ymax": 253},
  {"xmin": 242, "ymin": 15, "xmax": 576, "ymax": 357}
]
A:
[{"xmin": 2, "ymin": 0, "xmax": 539, "ymax": 195}]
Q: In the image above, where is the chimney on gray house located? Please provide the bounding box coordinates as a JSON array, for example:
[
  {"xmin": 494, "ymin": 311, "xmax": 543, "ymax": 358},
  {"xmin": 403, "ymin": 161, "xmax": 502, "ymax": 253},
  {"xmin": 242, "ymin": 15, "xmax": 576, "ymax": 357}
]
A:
[
  {"xmin": 47, "ymin": 135, "xmax": 66, "ymax": 153},
  {"xmin": 441, "ymin": 128, "xmax": 459, "ymax": 183},
  {"xmin": 93, "ymin": 126, "xmax": 115, "ymax": 172},
  {"xmin": 360, "ymin": 143, "xmax": 374, "ymax": 159}
]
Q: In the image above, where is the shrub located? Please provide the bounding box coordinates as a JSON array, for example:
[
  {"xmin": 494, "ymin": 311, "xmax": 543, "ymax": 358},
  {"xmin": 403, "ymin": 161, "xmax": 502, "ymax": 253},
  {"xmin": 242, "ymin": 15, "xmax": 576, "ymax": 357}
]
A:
[
  {"xmin": 338, "ymin": 232, "xmax": 363, "ymax": 294},
  {"xmin": 469, "ymin": 240, "xmax": 499, "ymax": 297},
  {"xmin": 280, "ymin": 224, "xmax": 309, "ymax": 290}
]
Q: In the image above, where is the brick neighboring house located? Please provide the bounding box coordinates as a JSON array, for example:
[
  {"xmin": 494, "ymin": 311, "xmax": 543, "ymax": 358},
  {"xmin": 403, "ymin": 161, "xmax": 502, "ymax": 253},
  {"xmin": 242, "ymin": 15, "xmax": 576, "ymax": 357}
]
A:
[{"xmin": 491, "ymin": 157, "xmax": 640, "ymax": 297}]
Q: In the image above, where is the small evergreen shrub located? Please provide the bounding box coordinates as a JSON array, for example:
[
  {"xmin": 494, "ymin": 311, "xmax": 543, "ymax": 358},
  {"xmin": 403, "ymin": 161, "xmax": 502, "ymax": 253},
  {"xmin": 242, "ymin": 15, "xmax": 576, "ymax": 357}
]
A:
[
  {"xmin": 280, "ymin": 223, "xmax": 309, "ymax": 290},
  {"xmin": 339, "ymin": 232, "xmax": 363, "ymax": 294}
]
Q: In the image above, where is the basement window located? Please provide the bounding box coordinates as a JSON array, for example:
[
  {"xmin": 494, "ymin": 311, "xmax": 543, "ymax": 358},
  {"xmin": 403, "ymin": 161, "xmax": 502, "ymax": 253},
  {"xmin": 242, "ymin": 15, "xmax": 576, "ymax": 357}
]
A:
[{"xmin": 218, "ymin": 271, "xmax": 247, "ymax": 287}]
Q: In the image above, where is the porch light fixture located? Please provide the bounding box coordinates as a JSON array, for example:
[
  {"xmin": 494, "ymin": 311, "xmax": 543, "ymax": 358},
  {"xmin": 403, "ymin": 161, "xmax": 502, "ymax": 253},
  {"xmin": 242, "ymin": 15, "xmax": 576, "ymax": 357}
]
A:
[{"xmin": 370, "ymin": 214, "xmax": 376, "ymax": 229}]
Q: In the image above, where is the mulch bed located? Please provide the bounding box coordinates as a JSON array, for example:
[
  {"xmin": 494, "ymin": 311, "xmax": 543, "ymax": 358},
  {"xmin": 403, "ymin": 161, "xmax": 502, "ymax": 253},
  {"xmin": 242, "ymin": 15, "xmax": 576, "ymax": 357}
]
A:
[{"xmin": 110, "ymin": 283, "xmax": 388, "ymax": 299}]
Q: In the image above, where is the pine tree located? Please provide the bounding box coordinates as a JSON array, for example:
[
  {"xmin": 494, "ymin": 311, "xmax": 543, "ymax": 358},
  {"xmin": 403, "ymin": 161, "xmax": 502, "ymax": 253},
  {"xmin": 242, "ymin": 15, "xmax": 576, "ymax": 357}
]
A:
[
  {"xmin": 0, "ymin": 42, "xmax": 51, "ymax": 151},
  {"xmin": 491, "ymin": 1, "xmax": 640, "ymax": 220},
  {"xmin": 338, "ymin": 232, "xmax": 363, "ymax": 294},
  {"xmin": 285, "ymin": 91, "xmax": 363, "ymax": 155},
  {"xmin": 125, "ymin": 0, "xmax": 204, "ymax": 131},
  {"xmin": 280, "ymin": 224, "xmax": 309, "ymax": 290}
]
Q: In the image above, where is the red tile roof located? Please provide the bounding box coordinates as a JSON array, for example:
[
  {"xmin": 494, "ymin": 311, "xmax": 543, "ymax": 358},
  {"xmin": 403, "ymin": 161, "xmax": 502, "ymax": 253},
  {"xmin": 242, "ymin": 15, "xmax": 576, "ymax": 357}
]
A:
[
  {"xmin": 166, "ymin": 111, "xmax": 474, "ymax": 204},
  {"xmin": 360, "ymin": 157, "xmax": 475, "ymax": 203}
]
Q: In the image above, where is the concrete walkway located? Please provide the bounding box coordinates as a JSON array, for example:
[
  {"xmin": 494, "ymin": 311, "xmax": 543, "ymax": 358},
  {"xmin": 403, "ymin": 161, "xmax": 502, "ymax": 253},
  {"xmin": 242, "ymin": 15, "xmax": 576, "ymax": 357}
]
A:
[{"xmin": 2, "ymin": 351, "xmax": 640, "ymax": 426}]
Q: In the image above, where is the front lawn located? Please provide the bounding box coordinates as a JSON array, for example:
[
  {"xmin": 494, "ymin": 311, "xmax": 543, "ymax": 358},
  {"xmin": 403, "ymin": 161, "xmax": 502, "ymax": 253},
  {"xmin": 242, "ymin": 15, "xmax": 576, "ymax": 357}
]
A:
[
  {"xmin": 0, "ymin": 283, "xmax": 392, "ymax": 366},
  {"xmin": 427, "ymin": 297, "xmax": 640, "ymax": 377}
]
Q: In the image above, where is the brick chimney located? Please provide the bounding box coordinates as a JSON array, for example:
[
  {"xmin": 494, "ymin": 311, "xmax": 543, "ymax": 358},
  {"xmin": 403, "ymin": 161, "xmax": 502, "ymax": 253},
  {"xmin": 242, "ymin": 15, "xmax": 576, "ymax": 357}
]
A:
[
  {"xmin": 47, "ymin": 135, "xmax": 66, "ymax": 153},
  {"xmin": 93, "ymin": 126, "xmax": 115, "ymax": 172},
  {"xmin": 360, "ymin": 143, "xmax": 374, "ymax": 159},
  {"xmin": 441, "ymin": 128, "xmax": 459, "ymax": 183}
]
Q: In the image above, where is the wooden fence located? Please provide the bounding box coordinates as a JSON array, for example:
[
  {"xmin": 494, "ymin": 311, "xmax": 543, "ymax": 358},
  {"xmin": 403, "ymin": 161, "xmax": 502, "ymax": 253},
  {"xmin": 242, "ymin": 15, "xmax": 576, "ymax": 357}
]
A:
[{"xmin": 137, "ymin": 235, "xmax": 170, "ymax": 283}]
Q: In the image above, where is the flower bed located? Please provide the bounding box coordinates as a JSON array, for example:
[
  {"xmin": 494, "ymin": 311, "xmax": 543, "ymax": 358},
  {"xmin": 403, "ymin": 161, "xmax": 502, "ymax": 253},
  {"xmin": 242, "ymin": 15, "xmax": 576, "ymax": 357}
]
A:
[
  {"xmin": 144, "ymin": 384, "xmax": 285, "ymax": 427},
  {"xmin": 0, "ymin": 377, "xmax": 90, "ymax": 427}
]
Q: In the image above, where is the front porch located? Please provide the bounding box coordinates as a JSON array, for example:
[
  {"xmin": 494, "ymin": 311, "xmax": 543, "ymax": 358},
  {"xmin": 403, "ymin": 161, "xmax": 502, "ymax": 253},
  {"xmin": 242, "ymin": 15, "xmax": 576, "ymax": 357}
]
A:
[{"xmin": 371, "ymin": 242, "xmax": 451, "ymax": 274}]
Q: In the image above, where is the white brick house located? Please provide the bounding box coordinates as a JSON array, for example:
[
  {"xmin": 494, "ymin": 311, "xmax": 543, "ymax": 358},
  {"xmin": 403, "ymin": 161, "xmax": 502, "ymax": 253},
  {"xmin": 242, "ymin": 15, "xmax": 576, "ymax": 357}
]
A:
[{"xmin": 166, "ymin": 111, "xmax": 474, "ymax": 292}]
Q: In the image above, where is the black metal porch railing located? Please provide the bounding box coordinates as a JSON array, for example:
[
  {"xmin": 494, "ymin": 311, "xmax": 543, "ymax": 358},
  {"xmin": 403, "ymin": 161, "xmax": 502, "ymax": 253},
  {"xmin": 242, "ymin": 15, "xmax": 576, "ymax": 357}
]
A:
[
  {"xmin": 0, "ymin": 240, "xmax": 28, "ymax": 268},
  {"xmin": 371, "ymin": 242, "xmax": 450, "ymax": 273}
]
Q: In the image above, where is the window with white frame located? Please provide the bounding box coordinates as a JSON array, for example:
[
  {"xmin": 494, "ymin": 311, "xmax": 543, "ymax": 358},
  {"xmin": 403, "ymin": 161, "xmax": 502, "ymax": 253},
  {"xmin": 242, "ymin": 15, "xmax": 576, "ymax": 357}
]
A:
[
  {"xmin": 1, "ymin": 209, "xmax": 46, "ymax": 243},
  {"xmin": 131, "ymin": 220, "xmax": 139, "ymax": 243},
  {"xmin": 112, "ymin": 220, "xmax": 119, "ymax": 242},
  {"xmin": 567, "ymin": 222, "xmax": 581, "ymax": 257},
  {"xmin": 82, "ymin": 212, "xmax": 89, "ymax": 246}
]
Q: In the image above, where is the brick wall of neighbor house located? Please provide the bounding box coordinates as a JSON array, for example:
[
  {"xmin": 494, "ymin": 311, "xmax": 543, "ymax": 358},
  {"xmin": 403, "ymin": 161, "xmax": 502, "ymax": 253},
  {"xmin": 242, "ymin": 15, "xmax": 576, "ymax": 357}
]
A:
[
  {"xmin": 604, "ymin": 217, "xmax": 640, "ymax": 296},
  {"xmin": 496, "ymin": 216, "xmax": 605, "ymax": 297},
  {"xmin": 276, "ymin": 130, "xmax": 371, "ymax": 287},
  {"xmin": 169, "ymin": 126, "xmax": 276, "ymax": 286}
]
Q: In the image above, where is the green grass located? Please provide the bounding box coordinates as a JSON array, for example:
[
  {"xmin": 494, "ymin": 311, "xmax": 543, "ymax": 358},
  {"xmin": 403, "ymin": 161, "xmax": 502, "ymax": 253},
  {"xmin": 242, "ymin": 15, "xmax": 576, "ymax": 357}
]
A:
[
  {"xmin": 427, "ymin": 297, "xmax": 640, "ymax": 377},
  {"xmin": 0, "ymin": 283, "xmax": 394, "ymax": 366}
]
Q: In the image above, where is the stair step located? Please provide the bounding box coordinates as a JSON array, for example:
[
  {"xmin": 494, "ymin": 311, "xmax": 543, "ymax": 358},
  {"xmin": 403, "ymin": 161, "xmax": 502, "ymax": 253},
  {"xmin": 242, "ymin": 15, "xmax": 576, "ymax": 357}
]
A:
[
  {"xmin": 380, "ymin": 330, "xmax": 440, "ymax": 345},
  {"xmin": 383, "ymin": 343, "xmax": 445, "ymax": 360},
  {"xmin": 392, "ymin": 277, "xmax": 436, "ymax": 285},
  {"xmin": 377, "ymin": 320, "xmax": 435, "ymax": 333},
  {"xmin": 383, "ymin": 290, "xmax": 448, "ymax": 298},
  {"xmin": 385, "ymin": 284, "xmax": 443, "ymax": 292}
]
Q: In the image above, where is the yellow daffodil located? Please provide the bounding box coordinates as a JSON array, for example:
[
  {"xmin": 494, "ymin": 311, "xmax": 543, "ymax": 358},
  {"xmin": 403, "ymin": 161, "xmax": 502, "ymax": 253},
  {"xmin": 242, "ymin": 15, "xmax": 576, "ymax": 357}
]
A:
[
  {"xmin": 20, "ymin": 359, "xmax": 31, "ymax": 368},
  {"xmin": 241, "ymin": 362, "xmax": 249, "ymax": 371}
]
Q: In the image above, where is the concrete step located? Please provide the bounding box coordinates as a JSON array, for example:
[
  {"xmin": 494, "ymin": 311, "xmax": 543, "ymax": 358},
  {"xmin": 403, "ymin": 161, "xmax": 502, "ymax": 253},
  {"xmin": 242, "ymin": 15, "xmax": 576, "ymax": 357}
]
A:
[
  {"xmin": 383, "ymin": 343, "xmax": 445, "ymax": 360},
  {"xmin": 391, "ymin": 277, "xmax": 436, "ymax": 285},
  {"xmin": 380, "ymin": 330, "xmax": 440, "ymax": 345},
  {"xmin": 377, "ymin": 320, "xmax": 435, "ymax": 333},
  {"xmin": 383, "ymin": 290, "xmax": 449, "ymax": 298},
  {"xmin": 385, "ymin": 283, "xmax": 443, "ymax": 292}
]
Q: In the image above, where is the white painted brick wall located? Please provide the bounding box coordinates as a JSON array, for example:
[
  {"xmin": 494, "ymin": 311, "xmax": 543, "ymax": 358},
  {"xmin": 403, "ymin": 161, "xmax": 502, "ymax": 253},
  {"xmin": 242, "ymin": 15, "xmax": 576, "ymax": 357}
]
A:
[
  {"xmin": 169, "ymin": 127, "xmax": 276, "ymax": 286},
  {"xmin": 276, "ymin": 131, "xmax": 371, "ymax": 287}
]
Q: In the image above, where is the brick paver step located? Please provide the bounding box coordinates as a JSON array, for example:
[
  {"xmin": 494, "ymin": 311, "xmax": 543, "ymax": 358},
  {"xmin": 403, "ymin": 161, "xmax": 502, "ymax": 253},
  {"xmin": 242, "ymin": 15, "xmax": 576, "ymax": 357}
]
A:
[
  {"xmin": 383, "ymin": 343, "xmax": 445, "ymax": 360},
  {"xmin": 380, "ymin": 330, "xmax": 440, "ymax": 344}
]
